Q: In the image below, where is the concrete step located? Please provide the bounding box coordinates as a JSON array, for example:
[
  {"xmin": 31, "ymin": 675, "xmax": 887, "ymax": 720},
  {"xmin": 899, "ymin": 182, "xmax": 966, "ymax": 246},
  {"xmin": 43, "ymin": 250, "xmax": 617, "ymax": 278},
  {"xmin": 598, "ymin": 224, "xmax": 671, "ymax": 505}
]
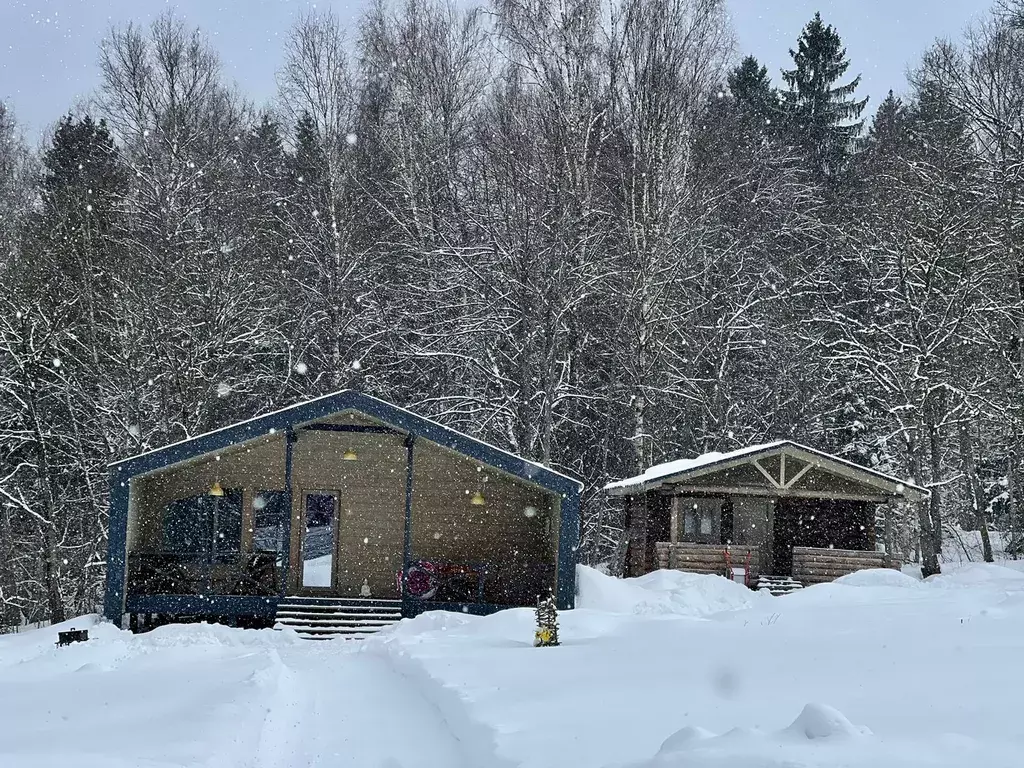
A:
[
  {"xmin": 756, "ymin": 576, "xmax": 804, "ymax": 595},
  {"xmin": 273, "ymin": 596, "xmax": 403, "ymax": 640}
]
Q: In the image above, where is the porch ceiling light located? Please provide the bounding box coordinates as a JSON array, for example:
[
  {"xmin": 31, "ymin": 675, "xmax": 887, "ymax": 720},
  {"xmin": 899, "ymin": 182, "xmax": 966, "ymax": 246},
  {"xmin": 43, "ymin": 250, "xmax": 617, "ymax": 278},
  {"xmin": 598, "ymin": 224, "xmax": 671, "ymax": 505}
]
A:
[
  {"xmin": 208, "ymin": 481, "xmax": 225, "ymax": 497},
  {"xmin": 343, "ymin": 448, "xmax": 358, "ymax": 461},
  {"xmin": 470, "ymin": 490, "xmax": 486, "ymax": 506}
]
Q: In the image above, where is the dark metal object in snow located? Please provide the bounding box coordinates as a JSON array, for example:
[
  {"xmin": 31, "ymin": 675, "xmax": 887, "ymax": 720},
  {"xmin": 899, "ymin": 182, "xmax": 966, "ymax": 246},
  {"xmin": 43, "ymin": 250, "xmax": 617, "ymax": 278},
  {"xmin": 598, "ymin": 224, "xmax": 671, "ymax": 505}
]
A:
[{"xmin": 56, "ymin": 628, "xmax": 89, "ymax": 646}]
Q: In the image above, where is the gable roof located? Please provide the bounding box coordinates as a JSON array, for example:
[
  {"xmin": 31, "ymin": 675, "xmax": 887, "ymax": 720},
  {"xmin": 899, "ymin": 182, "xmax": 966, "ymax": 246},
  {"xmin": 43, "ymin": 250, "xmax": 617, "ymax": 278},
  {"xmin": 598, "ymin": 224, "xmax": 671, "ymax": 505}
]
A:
[
  {"xmin": 110, "ymin": 389, "xmax": 581, "ymax": 495},
  {"xmin": 604, "ymin": 440, "xmax": 929, "ymax": 501}
]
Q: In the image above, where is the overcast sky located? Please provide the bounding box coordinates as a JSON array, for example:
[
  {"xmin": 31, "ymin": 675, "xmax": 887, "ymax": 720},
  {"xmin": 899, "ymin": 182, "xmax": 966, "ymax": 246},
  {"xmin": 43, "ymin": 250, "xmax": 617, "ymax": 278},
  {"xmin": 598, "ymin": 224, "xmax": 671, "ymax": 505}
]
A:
[{"xmin": 0, "ymin": 0, "xmax": 987, "ymax": 140}]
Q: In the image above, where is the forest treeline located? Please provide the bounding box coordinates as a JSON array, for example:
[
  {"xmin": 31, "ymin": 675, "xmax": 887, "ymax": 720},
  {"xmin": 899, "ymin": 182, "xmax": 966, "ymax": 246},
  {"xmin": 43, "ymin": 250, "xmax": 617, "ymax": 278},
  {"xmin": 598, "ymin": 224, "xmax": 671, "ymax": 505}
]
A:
[{"xmin": 1, "ymin": 0, "xmax": 1023, "ymax": 623}]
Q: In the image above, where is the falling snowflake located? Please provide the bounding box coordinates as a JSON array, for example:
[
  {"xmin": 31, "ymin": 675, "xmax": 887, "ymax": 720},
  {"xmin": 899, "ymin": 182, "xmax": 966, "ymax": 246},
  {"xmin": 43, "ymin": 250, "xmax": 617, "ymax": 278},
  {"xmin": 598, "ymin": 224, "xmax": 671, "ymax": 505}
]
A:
[
  {"xmin": 345, "ymin": 132, "xmax": 358, "ymax": 146},
  {"xmin": 294, "ymin": 361, "xmax": 308, "ymax": 375},
  {"xmin": 253, "ymin": 495, "xmax": 267, "ymax": 510},
  {"xmin": 127, "ymin": 424, "xmax": 141, "ymax": 438},
  {"xmin": 351, "ymin": 359, "xmax": 362, "ymax": 371},
  {"xmin": 51, "ymin": 358, "xmax": 61, "ymax": 369},
  {"xmin": 216, "ymin": 382, "xmax": 232, "ymax": 397}
]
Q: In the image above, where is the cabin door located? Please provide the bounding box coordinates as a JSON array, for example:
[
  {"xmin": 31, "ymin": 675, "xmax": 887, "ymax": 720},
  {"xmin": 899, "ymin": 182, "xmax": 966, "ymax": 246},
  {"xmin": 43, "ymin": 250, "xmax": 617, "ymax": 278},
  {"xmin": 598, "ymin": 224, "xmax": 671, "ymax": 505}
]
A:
[
  {"xmin": 300, "ymin": 490, "xmax": 340, "ymax": 591},
  {"xmin": 771, "ymin": 500, "xmax": 799, "ymax": 576}
]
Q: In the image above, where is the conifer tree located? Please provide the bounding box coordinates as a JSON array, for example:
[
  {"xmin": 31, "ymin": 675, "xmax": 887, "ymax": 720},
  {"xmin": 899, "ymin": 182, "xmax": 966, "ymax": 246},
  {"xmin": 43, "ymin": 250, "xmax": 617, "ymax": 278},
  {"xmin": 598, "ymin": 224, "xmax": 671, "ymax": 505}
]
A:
[
  {"xmin": 728, "ymin": 55, "xmax": 778, "ymax": 130},
  {"xmin": 781, "ymin": 13, "xmax": 868, "ymax": 179}
]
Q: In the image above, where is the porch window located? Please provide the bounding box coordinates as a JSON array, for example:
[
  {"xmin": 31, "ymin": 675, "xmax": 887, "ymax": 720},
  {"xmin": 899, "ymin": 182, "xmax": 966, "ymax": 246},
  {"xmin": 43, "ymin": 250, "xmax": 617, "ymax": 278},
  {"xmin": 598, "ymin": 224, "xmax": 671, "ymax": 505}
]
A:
[
  {"xmin": 163, "ymin": 488, "xmax": 242, "ymax": 559},
  {"xmin": 252, "ymin": 490, "xmax": 288, "ymax": 562},
  {"xmin": 682, "ymin": 498, "xmax": 721, "ymax": 544}
]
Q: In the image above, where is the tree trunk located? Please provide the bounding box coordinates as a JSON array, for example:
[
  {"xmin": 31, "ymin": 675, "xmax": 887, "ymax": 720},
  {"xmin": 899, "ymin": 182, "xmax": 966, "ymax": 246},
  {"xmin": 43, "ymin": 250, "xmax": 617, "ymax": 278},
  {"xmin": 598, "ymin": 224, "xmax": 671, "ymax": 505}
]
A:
[
  {"xmin": 920, "ymin": 422, "xmax": 943, "ymax": 577},
  {"xmin": 958, "ymin": 421, "xmax": 993, "ymax": 562},
  {"xmin": 1009, "ymin": 453, "xmax": 1018, "ymax": 559}
]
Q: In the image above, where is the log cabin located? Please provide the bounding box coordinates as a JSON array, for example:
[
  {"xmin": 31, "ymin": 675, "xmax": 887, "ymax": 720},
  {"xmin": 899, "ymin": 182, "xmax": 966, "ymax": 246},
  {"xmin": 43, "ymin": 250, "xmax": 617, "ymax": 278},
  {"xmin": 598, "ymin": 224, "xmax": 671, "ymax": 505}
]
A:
[
  {"xmin": 103, "ymin": 390, "xmax": 581, "ymax": 637},
  {"xmin": 605, "ymin": 441, "xmax": 929, "ymax": 592}
]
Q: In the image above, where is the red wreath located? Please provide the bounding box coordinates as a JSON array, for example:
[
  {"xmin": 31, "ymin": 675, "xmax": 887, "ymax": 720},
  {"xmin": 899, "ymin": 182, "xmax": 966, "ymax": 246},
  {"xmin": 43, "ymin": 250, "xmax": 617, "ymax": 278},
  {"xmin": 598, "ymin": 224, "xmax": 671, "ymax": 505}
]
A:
[{"xmin": 400, "ymin": 560, "xmax": 438, "ymax": 599}]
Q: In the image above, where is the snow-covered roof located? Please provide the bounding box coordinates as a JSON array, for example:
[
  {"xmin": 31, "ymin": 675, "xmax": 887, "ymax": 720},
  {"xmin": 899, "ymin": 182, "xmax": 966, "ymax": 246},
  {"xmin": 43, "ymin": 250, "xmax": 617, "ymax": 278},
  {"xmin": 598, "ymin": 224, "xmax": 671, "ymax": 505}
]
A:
[
  {"xmin": 604, "ymin": 439, "xmax": 928, "ymax": 499},
  {"xmin": 605, "ymin": 442, "xmax": 788, "ymax": 491}
]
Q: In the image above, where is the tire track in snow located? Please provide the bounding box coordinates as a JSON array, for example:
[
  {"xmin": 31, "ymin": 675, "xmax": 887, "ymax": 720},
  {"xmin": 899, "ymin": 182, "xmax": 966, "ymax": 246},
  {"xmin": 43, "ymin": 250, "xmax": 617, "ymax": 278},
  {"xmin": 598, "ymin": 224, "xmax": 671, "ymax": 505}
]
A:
[
  {"xmin": 275, "ymin": 641, "xmax": 474, "ymax": 768},
  {"xmin": 250, "ymin": 648, "xmax": 312, "ymax": 768},
  {"xmin": 367, "ymin": 641, "xmax": 517, "ymax": 768}
]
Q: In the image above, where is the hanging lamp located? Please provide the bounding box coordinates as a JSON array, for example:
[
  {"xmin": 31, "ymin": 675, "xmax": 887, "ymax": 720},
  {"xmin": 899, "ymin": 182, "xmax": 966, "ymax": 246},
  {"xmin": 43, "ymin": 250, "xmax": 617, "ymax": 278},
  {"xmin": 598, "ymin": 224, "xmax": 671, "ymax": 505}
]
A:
[
  {"xmin": 470, "ymin": 490, "xmax": 486, "ymax": 506},
  {"xmin": 208, "ymin": 481, "xmax": 225, "ymax": 497},
  {"xmin": 343, "ymin": 448, "xmax": 358, "ymax": 461}
]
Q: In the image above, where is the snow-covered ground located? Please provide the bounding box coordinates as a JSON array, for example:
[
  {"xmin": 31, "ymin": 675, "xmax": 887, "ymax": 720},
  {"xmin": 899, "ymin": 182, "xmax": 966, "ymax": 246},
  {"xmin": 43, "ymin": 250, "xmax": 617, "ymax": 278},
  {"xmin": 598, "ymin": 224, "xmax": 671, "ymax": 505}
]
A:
[{"xmin": 3, "ymin": 563, "xmax": 1024, "ymax": 767}]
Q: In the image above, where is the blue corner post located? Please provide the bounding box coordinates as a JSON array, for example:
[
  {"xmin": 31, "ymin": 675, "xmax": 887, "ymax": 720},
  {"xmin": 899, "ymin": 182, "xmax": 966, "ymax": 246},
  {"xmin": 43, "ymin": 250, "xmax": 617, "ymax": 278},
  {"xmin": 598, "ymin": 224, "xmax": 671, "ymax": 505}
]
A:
[
  {"xmin": 555, "ymin": 487, "xmax": 581, "ymax": 610},
  {"xmin": 280, "ymin": 427, "xmax": 296, "ymax": 596},
  {"xmin": 401, "ymin": 434, "xmax": 415, "ymax": 616},
  {"xmin": 103, "ymin": 467, "xmax": 131, "ymax": 624}
]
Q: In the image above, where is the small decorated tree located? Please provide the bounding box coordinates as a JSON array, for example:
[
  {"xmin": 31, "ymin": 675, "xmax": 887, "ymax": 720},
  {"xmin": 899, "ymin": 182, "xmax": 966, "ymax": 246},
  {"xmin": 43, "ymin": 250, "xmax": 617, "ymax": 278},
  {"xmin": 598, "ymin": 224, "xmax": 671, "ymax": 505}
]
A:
[{"xmin": 534, "ymin": 593, "xmax": 559, "ymax": 647}]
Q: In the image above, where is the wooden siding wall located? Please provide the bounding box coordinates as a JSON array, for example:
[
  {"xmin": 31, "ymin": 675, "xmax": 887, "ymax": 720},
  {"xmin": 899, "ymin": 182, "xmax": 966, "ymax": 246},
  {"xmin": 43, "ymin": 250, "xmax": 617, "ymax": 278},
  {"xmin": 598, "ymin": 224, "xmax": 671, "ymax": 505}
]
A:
[
  {"xmin": 127, "ymin": 416, "xmax": 558, "ymax": 604},
  {"xmin": 287, "ymin": 430, "xmax": 407, "ymax": 597},
  {"xmin": 130, "ymin": 434, "xmax": 286, "ymax": 552},
  {"xmin": 409, "ymin": 438, "xmax": 557, "ymax": 604}
]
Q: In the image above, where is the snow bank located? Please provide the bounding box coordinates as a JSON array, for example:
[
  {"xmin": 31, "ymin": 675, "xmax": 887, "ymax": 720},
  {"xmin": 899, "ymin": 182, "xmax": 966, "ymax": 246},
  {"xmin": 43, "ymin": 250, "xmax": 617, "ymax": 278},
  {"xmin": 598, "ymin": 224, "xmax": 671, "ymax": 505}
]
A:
[
  {"xmin": 833, "ymin": 568, "xmax": 922, "ymax": 589},
  {"xmin": 927, "ymin": 562, "xmax": 1024, "ymax": 589},
  {"xmin": 576, "ymin": 565, "xmax": 758, "ymax": 617},
  {"xmin": 784, "ymin": 703, "xmax": 869, "ymax": 740}
]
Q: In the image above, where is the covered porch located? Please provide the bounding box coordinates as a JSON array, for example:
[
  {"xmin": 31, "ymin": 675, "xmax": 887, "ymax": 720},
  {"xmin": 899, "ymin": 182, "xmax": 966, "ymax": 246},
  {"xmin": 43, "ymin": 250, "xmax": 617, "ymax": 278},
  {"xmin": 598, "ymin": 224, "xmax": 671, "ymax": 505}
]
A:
[
  {"xmin": 606, "ymin": 441, "xmax": 927, "ymax": 588},
  {"xmin": 106, "ymin": 391, "xmax": 581, "ymax": 629}
]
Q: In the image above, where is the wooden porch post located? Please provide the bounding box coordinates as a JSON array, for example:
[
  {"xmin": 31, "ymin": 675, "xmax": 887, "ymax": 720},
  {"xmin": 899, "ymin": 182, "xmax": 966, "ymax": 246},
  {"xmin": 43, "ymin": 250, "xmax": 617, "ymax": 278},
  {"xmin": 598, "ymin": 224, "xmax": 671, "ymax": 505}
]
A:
[
  {"xmin": 401, "ymin": 435, "xmax": 416, "ymax": 610},
  {"xmin": 669, "ymin": 494, "xmax": 680, "ymax": 569},
  {"xmin": 670, "ymin": 494, "xmax": 680, "ymax": 544}
]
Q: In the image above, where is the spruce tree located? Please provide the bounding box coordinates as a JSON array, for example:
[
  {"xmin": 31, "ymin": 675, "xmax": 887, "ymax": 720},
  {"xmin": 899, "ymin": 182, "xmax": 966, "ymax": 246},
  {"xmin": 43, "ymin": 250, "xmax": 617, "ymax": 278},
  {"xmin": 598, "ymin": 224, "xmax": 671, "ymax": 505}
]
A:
[
  {"xmin": 781, "ymin": 13, "xmax": 868, "ymax": 179},
  {"xmin": 728, "ymin": 55, "xmax": 778, "ymax": 129}
]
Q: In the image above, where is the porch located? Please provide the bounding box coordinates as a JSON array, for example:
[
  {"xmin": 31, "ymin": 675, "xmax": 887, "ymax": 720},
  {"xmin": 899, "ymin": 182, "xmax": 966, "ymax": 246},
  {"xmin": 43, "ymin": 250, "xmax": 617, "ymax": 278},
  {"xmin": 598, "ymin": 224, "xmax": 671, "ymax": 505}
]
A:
[
  {"xmin": 106, "ymin": 391, "xmax": 581, "ymax": 629},
  {"xmin": 654, "ymin": 542, "xmax": 897, "ymax": 589},
  {"xmin": 606, "ymin": 440, "xmax": 928, "ymax": 587}
]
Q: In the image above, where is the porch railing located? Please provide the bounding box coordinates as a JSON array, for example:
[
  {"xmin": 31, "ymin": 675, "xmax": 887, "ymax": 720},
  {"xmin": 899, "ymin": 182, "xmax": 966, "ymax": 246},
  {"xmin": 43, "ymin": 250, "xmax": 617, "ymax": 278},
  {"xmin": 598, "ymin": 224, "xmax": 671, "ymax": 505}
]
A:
[
  {"xmin": 127, "ymin": 551, "xmax": 280, "ymax": 597},
  {"xmin": 791, "ymin": 546, "xmax": 896, "ymax": 585},
  {"xmin": 655, "ymin": 542, "xmax": 761, "ymax": 579}
]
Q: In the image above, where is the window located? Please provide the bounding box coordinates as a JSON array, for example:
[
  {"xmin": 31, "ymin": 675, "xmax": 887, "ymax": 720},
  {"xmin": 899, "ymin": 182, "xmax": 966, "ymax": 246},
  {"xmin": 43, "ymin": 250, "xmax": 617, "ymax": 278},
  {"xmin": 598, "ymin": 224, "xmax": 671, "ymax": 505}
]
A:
[
  {"xmin": 681, "ymin": 498, "xmax": 721, "ymax": 544},
  {"xmin": 163, "ymin": 488, "xmax": 242, "ymax": 560},
  {"xmin": 252, "ymin": 490, "xmax": 288, "ymax": 562}
]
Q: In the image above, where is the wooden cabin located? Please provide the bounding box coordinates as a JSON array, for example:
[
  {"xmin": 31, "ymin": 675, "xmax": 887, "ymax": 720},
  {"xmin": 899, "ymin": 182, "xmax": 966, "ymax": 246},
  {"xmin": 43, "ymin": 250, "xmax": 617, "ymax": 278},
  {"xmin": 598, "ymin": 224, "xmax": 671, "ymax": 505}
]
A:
[
  {"xmin": 104, "ymin": 391, "xmax": 581, "ymax": 635},
  {"xmin": 605, "ymin": 441, "xmax": 928, "ymax": 591}
]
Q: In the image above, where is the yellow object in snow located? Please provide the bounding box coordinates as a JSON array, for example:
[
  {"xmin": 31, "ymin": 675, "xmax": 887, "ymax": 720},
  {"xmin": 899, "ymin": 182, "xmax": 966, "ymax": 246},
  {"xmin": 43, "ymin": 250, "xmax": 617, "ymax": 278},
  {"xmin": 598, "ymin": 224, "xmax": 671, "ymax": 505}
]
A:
[{"xmin": 535, "ymin": 627, "xmax": 554, "ymax": 646}]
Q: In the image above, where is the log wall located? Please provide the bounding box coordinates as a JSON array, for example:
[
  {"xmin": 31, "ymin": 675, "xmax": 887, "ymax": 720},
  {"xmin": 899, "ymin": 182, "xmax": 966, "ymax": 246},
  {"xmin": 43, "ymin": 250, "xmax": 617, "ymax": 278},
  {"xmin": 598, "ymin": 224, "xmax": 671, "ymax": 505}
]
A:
[
  {"xmin": 791, "ymin": 546, "xmax": 896, "ymax": 585},
  {"xmin": 654, "ymin": 542, "xmax": 760, "ymax": 579}
]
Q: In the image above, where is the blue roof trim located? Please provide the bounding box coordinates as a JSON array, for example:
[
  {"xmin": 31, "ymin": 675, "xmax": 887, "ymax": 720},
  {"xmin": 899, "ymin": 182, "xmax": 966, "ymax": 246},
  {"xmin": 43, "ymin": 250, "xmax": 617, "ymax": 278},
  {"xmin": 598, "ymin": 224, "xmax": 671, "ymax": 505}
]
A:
[{"xmin": 110, "ymin": 390, "xmax": 582, "ymax": 496}]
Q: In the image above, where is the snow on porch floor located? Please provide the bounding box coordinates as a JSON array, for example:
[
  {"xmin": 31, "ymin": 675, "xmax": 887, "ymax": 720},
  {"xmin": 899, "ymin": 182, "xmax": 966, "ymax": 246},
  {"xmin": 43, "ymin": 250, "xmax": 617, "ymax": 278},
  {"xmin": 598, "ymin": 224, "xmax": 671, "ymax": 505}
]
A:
[{"xmin": 2, "ymin": 562, "xmax": 1024, "ymax": 768}]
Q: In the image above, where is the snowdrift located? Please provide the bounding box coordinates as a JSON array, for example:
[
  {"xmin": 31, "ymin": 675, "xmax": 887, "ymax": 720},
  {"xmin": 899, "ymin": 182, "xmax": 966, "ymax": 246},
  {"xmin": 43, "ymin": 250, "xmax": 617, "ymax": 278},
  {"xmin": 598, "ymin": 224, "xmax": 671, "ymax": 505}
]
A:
[
  {"xmin": 576, "ymin": 564, "xmax": 760, "ymax": 617},
  {"xmin": 4, "ymin": 559, "xmax": 1024, "ymax": 767}
]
